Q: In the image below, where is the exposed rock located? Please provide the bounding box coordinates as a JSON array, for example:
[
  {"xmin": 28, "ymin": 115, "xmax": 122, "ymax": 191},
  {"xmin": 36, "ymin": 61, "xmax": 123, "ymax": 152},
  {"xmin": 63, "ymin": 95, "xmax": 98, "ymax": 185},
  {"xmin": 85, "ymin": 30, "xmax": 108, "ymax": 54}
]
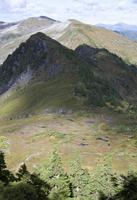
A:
[
  {"xmin": 79, "ymin": 143, "xmax": 89, "ymax": 146},
  {"xmin": 96, "ymin": 137, "xmax": 109, "ymax": 142}
]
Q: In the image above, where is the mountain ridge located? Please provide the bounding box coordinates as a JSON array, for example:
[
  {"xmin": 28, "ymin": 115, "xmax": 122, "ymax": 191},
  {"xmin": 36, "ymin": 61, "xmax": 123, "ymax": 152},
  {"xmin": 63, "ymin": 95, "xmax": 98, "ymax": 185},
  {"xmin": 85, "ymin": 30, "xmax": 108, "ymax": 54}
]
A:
[
  {"xmin": 1, "ymin": 17, "xmax": 137, "ymax": 66},
  {"xmin": 0, "ymin": 32, "xmax": 137, "ymax": 117}
]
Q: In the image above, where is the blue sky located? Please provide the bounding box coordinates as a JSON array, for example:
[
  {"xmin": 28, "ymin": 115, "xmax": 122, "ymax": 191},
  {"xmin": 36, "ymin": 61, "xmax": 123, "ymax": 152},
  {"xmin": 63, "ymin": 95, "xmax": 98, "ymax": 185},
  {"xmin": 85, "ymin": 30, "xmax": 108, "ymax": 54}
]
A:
[{"xmin": 0, "ymin": 0, "xmax": 137, "ymax": 25}]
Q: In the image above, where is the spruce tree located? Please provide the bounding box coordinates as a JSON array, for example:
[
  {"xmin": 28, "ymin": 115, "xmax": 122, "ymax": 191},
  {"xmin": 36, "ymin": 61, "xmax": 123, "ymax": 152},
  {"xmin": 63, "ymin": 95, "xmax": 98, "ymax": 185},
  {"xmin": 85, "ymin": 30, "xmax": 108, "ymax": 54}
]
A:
[
  {"xmin": 16, "ymin": 163, "xmax": 30, "ymax": 181},
  {"xmin": 41, "ymin": 150, "xmax": 71, "ymax": 200},
  {"xmin": 30, "ymin": 173, "xmax": 50, "ymax": 200},
  {"xmin": 91, "ymin": 162, "xmax": 116, "ymax": 199},
  {"xmin": 70, "ymin": 159, "xmax": 92, "ymax": 200},
  {"xmin": 0, "ymin": 151, "xmax": 14, "ymax": 185}
]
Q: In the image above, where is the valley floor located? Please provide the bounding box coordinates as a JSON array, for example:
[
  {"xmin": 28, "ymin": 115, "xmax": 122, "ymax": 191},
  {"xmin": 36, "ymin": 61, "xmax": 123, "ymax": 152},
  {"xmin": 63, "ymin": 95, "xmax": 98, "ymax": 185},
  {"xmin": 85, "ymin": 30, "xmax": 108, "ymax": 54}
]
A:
[{"xmin": 0, "ymin": 110, "xmax": 137, "ymax": 173}]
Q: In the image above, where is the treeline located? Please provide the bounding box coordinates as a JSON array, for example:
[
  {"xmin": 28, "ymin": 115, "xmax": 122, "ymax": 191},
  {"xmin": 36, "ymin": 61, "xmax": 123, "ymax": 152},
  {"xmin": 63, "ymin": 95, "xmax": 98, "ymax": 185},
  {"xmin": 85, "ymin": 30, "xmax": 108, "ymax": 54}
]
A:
[{"xmin": 0, "ymin": 151, "xmax": 137, "ymax": 200}]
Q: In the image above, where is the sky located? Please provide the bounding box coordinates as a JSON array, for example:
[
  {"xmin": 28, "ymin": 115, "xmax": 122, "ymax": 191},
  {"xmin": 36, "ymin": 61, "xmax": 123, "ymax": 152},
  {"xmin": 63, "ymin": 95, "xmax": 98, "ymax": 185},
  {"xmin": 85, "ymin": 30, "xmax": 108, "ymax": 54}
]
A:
[{"xmin": 0, "ymin": 0, "xmax": 137, "ymax": 25}]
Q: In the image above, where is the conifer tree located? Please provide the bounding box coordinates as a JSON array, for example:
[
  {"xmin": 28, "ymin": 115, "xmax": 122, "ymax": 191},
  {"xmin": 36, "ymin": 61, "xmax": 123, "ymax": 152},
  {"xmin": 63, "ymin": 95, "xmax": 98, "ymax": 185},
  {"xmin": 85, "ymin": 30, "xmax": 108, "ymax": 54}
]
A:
[
  {"xmin": 16, "ymin": 163, "xmax": 30, "ymax": 181},
  {"xmin": 70, "ymin": 159, "xmax": 92, "ymax": 200},
  {"xmin": 2, "ymin": 182, "xmax": 38, "ymax": 200},
  {"xmin": 41, "ymin": 150, "xmax": 71, "ymax": 200},
  {"xmin": 29, "ymin": 173, "xmax": 50, "ymax": 200},
  {"xmin": 91, "ymin": 162, "xmax": 116, "ymax": 199},
  {"xmin": 0, "ymin": 151, "xmax": 14, "ymax": 185}
]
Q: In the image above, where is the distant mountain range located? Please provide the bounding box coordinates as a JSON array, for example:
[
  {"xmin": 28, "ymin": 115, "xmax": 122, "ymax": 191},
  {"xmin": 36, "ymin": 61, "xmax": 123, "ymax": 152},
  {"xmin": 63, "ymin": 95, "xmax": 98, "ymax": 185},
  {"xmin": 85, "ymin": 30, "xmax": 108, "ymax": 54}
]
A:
[
  {"xmin": 1, "ymin": 17, "xmax": 137, "ymax": 66},
  {"xmin": 97, "ymin": 23, "xmax": 137, "ymax": 42}
]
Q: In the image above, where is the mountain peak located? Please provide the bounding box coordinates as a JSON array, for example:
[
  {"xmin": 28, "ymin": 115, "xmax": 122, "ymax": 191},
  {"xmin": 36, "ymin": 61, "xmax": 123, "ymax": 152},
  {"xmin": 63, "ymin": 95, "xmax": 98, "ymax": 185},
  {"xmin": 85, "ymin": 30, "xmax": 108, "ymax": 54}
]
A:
[
  {"xmin": 39, "ymin": 16, "xmax": 58, "ymax": 22},
  {"xmin": 28, "ymin": 32, "xmax": 51, "ymax": 41},
  {"xmin": 18, "ymin": 16, "xmax": 57, "ymax": 34},
  {"xmin": 26, "ymin": 32, "xmax": 63, "ymax": 50},
  {"xmin": 0, "ymin": 32, "xmax": 69, "ymax": 94}
]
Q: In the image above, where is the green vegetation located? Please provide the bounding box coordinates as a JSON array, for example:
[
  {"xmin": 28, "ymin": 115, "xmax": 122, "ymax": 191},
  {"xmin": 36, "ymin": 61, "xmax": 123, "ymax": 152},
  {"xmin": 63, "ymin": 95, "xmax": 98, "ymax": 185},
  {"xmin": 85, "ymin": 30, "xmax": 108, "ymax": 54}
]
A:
[
  {"xmin": 0, "ymin": 136, "xmax": 8, "ymax": 150},
  {"xmin": 0, "ymin": 111, "xmax": 136, "ymax": 171},
  {"xmin": 0, "ymin": 27, "xmax": 137, "ymax": 200},
  {"xmin": 0, "ymin": 151, "xmax": 137, "ymax": 200},
  {"xmin": 30, "ymin": 130, "xmax": 65, "ymax": 142},
  {"xmin": 1, "ymin": 32, "xmax": 137, "ymax": 119},
  {"xmin": 0, "ymin": 77, "xmax": 82, "ymax": 118}
]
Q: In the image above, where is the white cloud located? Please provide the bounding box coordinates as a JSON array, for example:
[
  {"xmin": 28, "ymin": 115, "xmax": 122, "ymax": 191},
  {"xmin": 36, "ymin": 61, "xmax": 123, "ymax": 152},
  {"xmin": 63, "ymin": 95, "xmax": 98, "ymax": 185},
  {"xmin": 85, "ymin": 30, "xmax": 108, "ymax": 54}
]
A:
[
  {"xmin": 0, "ymin": 0, "xmax": 27, "ymax": 10},
  {"xmin": 0, "ymin": 0, "xmax": 137, "ymax": 25}
]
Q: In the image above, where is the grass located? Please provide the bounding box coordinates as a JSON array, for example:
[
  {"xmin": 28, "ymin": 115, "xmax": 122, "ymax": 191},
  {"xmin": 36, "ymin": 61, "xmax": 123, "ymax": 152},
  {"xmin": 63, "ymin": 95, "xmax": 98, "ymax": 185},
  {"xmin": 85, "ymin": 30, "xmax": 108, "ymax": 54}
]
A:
[
  {"xmin": 0, "ymin": 75, "xmax": 84, "ymax": 118},
  {"xmin": 0, "ymin": 18, "xmax": 137, "ymax": 175},
  {"xmin": 0, "ymin": 71, "xmax": 136, "ymax": 172},
  {"xmin": 0, "ymin": 136, "xmax": 9, "ymax": 150},
  {"xmin": 59, "ymin": 20, "xmax": 137, "ymax": 65},
  {"xmin": 0, "ymin": 109, "xmax": 136, "ymax": 173},
  {"xmin": 30, "ymin": 130, "xmax": 65, "ymax": 142}
]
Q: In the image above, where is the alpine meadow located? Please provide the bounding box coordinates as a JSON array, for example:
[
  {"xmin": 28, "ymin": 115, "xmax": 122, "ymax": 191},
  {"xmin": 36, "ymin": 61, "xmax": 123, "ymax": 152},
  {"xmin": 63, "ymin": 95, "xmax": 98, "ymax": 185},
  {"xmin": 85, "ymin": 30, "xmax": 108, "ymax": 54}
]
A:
[{"xmin": 0, "ymin": 1, "xmax": 137, "ymax": 199}]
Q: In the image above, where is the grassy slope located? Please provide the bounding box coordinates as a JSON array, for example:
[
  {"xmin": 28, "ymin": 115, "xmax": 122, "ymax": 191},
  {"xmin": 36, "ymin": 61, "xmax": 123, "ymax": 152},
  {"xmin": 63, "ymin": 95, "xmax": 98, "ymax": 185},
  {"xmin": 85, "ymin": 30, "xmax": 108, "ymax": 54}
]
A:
[
  {"xmin": 0, "ymin": 21, "xmax": 137, "ymax": 173},
  {"xmin": 0, "ymin": 76, "xmax": 84, "ymax": 118},
  {"xmin": 0, "ymin": 67, "xmax": 136, "ymax": 173},
  {"xmin": 0, "ymin": 61, "xmax": 84, "ymax": 118},
  {"xmin": 1, "ymin": 32, "xmax": 130, "ymax": 118},
  {"xmin": 59, "ymin": 20, "xmax": 137, "ymax": 65},
  {"xmin": 1, "ymin": 65, "xmax": 136, "ymax": 173}
]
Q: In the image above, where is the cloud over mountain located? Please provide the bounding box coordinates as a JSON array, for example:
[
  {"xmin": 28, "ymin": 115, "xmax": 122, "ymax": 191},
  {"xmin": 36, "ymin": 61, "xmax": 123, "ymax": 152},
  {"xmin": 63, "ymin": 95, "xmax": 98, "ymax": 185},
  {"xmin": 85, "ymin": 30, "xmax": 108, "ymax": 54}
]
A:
[{"xmin": 0, "ymin": 0, "xmax": 137, "ymax": 25}]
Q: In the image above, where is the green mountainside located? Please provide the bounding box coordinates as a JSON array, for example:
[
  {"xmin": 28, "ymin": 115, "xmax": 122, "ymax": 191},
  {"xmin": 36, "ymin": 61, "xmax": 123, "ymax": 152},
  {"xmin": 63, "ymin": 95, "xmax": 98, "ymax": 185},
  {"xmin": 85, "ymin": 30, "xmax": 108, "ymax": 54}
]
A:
[
  {"xmin": 0, "ymin": 32, "xmax": 137, "ymax": 118},
  {"xmin": 0, "ymin": 18, "xmax": 137, "ymax": 186}
]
